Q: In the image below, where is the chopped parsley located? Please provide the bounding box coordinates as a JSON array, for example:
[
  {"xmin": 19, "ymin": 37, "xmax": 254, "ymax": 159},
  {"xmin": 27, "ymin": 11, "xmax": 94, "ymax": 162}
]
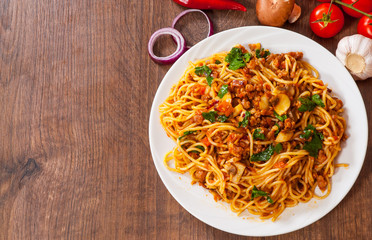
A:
[
  {"xmin": 250, "ymin": 144, "xmax": 282, "ymax": 162},
  {"xmin": 215, "ymin": 60, "xmax": 221, "ymax": 64},
  {"xmin": 255, "ymin": 49, "xmax": 271, "ymax": 58},
  {"xmin": 202, "ymin": 111, "xmax": 218, "ymax": 123},
  {"xmin": 195, "ymin": 65, "xmax": 214, "ymax": 87},
  {"xmin": 225, "ymin": 47, "xmax": 251, "ymax": 70},
  {"xmin": 298, "ymin": 94, "xmax": 325, "ymax": 112},
  {"xmin": 274, "ymin": 143, "xmax": 283, "ymax": 153},
  {"xmin": 251, "ymin": 186, "xmax": 273, "ymax": 203},
  {"xmin": 301, "ymin": 125, "xmax": 324, "ymax": 158},
  {"xmin": 274, "ymin": 123, "xmax": 280, "ymax": 136},
  {"xmin": 218, "ymin": 84, "xmax": 229, "ymax": 99},
  {"xmin": 189, "ymin": 145, "xmax": 205, "ymax": 153},
  {"xmin": 217, "ymin": 115, "xmax": 229, "ymax": 122},
  {"xmin": 238, "ymin": 111, "xmax": 251, "ymax": 128},
  {"xmin": 253, "ymin": 129, "xmax": 265, "ymax": 140},
  {"xmin": 274, "ymin": 111, "xmax": 287, "ymax": 122},
  {"xmin": 178, "ymin": 130, "xmax": 196, "ymax": 140}
]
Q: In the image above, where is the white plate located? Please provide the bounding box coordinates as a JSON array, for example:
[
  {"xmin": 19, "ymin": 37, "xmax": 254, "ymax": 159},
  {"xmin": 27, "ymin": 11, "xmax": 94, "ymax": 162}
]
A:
[{"xmin": 148, "ymin": 26, "xmax": 368, "ymax": 236}]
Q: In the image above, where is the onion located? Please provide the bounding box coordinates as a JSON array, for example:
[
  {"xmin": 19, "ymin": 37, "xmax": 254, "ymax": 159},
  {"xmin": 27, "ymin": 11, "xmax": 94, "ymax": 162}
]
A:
[
  {"xmin": 147, "ymin": 27, "xmax": 187, "ymax": 65},
  {"xmin": 148, "ymin": 9, "xmax": 213, "ymax": 64},
  {"xmin": 172, "ymin": 9, "xmax": 214, "ymax": 49}
]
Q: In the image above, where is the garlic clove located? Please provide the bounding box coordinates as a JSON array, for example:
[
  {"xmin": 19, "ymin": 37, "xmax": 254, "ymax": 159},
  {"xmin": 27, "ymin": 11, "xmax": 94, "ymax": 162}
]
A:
[{"xmin": 336, "ymin": 34, "xmax": 372, "ymax": 80}]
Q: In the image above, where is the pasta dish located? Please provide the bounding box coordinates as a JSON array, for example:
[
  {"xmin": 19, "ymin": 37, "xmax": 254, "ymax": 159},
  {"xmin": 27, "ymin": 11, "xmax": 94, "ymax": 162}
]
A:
[{"xmin": 159, "ymin": 44, "xmax": 347, "ymax": 221}]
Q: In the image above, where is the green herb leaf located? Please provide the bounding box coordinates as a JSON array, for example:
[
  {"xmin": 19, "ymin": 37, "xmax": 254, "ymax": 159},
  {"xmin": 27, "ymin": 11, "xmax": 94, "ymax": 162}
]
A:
[
  {"xmin": 225, "ymin": 47, "xmax": 251, "ymax": 70},
  {"xmin": 218, "ymin": 84, "xmax": 229, "ymax": 99},
  {"xmin": 251, "ymin": 186, "xmax": 273, "ymax": 203},
  {"xmin": 274, "ymin": 111, "xmax": 287, "ymax": 122},
  {"xmin": 253, "ymin": 129, "xmax": 265, "ymax": 140},
  {"xmin": 303, "ymin": 132, "xmax": 323, "ymax": 158},
  {"xmin": 312, "ymin": 94, "xmax": 325, "ymax": 107},
  {"xmin": 274, "ymin": 143, "xmax": 283, "ymax": 153},
  {"xmin": 255, "ymin": 49, "xmax": 271, "ymax": 58},
  {"xmin": 294, "ymin": 144, "xmax": 301, "ymax": 150},
  {"xmin": 217, "ymin": 115, "xmax": 229, "ymax": 122},
  {"xmin": 243, "ymin": 53, "xmax": 251, "ymax": 62},
  {"xmin": 189, "ymin": 145, "xmax": 205, "ymax": 153},
  {"xmin": 195, "ymin": 65, "xmax": 214, "ymax": 86},
  {"xmin": 202, "ymin": 111, "xmax": 217, "ymax": 123},
  {"xmin": 238, "ymin": 111, "xmax": 251, "ymax": 128},
  {"xmin": 178, "ymin": 130, "xmax": 196, "ymax": 140},
  {"xmin": 298, "ymin": 94, "xmax": 324, "ymax": 112},
  {"xmin": 215, "ymin": 60, "xmax": 221, "ymax": 64},
  {"xmin": 206, "ymin": 76, "xmax": 213, "ymax": 87},
  {"xmin": 274, "ymin": 123, "xmax": 280, "ymax": 136},
  {"xmin": 300, "ymin": 124, "xmax": 316, "ymax": 139},
  {"xmin": 250, "ymin": 145, "xmax": 274, "ymax": 162}
]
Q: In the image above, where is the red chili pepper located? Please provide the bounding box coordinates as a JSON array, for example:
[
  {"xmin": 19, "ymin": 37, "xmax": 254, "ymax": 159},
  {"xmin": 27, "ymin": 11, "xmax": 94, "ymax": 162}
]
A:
[{"xmin": 172, "ymin": 0, "xmax": 246, "ymax": 11}]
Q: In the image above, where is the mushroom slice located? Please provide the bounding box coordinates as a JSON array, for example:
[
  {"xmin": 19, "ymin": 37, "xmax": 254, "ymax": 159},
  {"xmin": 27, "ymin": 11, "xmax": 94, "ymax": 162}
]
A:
[
  {"xmin": 288, "ymin": 3, "xmax": 301, "ymax": 24},
  {"xmin": 275, "ymin": 131, "xmax": 294, "ymax": 142},
  {"xmin": 273, "ymin": 94, "xmax": 291, "ymax": 115},
  {"xmin": 231, "ymin": 162, "xmax": 245, "ymax": 184}
]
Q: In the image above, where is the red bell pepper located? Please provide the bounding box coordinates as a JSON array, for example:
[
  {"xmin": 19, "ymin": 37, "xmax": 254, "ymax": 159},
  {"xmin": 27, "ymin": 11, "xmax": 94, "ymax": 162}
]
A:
[{"xmin": 172, "ymin": 0, "xmax": 246, "ymax": 11}]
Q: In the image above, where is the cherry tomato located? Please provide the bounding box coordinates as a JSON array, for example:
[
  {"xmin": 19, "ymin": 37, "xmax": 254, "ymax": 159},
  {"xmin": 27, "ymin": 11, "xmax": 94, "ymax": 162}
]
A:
[
  {"xmin": 342, "ymin": 0, "xmax": 372, "ymax": 18},
  {"xmin": 357, "ymin": 14, "xmax": 372, "ymax": 39},
  {"xmin": 310, "ymin": 3, "xmax": 345, "ymax": 38}
]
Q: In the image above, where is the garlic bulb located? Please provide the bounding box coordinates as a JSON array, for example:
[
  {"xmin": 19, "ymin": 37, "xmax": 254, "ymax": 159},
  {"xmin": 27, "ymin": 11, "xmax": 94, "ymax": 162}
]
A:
[{"xmin": 336, "ymin": 34, "xmax": 372, "ymax": 80}]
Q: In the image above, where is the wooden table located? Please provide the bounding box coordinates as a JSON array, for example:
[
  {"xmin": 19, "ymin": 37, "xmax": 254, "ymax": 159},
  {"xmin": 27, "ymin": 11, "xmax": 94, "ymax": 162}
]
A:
[{"xmin": 0, "ymin": 1, "xmax": 371, "ymax": 239}]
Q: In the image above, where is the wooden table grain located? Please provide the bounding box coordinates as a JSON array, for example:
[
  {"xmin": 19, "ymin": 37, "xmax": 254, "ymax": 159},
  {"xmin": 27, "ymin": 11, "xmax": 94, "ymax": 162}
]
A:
[{"xmin": 0, "ymin": 0, "xmax": 371, "ymax": 239}]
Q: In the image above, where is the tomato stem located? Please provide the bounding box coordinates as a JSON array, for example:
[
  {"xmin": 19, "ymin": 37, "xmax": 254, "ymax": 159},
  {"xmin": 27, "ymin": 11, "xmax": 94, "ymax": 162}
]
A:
[{"xmin": 333, "ymin": 0, "xmax": 372, "ymax": 19}]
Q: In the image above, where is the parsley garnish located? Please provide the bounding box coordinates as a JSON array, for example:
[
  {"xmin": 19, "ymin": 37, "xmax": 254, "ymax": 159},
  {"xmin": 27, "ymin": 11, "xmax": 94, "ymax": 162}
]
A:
[
  {"xmin": 195, "ymin": 65, "xmax": 214, "ymax": 87},
  {"xmin": 274, "ymin": 123, "xmax": 280, "ymax": 136},
  {"xmin": 294, "ymin": 144, "xmax": 301, "ymax": 150},
  {"xmin": 298, "ymin": 94, "xmax": 325, "ymax": 112},
  {"xmin": 189, "ymin": 145, "xmax": 205, "ymax": 153},
  {"xmin": 202, "ymin": 111, "xmax": 217, "ymax": 123},
  {"xmin": 253, "ymin": 129, "xmax": 265, "ymax": 140},
  {"xmin": 238, "ymin": 111, "xmax": 251, "ymax": 128},
  {"xmin": 255, "ymin": 49, "xmax": 271, "ymax": 58},
  {"xmin": 225, "ymin": 47, "xmax": 251, "ymax": 70},
  {"xmin": 178, "ymin": 130, "xmax": 196, "ymax": 140},
  {"xmin": 218, "ymin": 84, "xmax": 229, "ymax": 99},
  {"xmin": 215, "ymin": 60, "xmax": 221, "ymax": 64},
  {"xmin": 217, "ymin": 115, "xmax": 229, "ymax": 122},
  {"xmin": 251, "ymin": 145, "xmax": 274, "ymax": 162},
  {"xmin": 274, "ymin": 111, "xmax": 287, "ymax": 122},
  {"xmin": 301, "ymin": 125, "xmax": 324, "ymax": 158},
  {"xmin": 274, "ymin": 143, "xmax": 283, "ymax": 153},
  {"xmin": 251, "ymin": 186, "xmax": 273, "ymax": 203}
]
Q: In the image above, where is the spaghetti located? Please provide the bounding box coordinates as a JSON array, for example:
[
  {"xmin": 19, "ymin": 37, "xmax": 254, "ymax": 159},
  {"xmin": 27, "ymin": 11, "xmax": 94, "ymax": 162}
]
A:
[{"xmin": 159, "ymin": 44, "xmax": 347, "ymax": 221}]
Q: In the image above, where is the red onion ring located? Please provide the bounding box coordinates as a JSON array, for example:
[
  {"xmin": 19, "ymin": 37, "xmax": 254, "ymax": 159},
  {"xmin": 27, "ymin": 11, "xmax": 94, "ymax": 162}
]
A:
[
  {"xmin": 172, "ymin": 9, "xmax": 214, "ymax": 49},
  {"xmin": 147, "ymin": 27, "xmax": 187, "ymax": 65}
]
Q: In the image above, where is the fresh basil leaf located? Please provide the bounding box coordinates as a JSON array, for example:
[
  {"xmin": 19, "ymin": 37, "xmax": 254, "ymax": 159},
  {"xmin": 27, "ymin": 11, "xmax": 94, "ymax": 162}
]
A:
[
  {"xmin": 202, "ymin": 111, "xmax": 217, "ymax": 123},
  {"xmin": 274, "ymin": 143, "xmax": 283, "ymax": 153},
  {"xmin": 218, "ymin": 84, "xmax": 229, "ymax": 99},
  {"xmin": 206, "ymin": 75, "xmax": 213, "ymax": 87},
  {"xmin": 225, "ymin": 47, "xmax": 250, "ymax": 70},
  {"xmin": 250, "ymin": 145, "xmax": 274, "ymax": 162},
  {"xmin": 274, "ymin": 111, "xmax": 287, "ymax": 122},
  {"xmin": 178, "ymin": 130, "xmax": 196, "ymax": 140},
  {"xmin": 253, "ymin": 129, "xmax": 265, "ymax": 140},
  {"xmin": 217, "ymin": 115, "xmax": 229, "ymax": 122},
  {"xmin": 312, "ymin": 94, "xmax": 325, "ymax": 107},
  {"xmin": 238, "ymin": 111, "xmax": 251, "ymax": 128},
  {"xmin": 251, "ymin": 185, "xmax": 273, "ymax": 203}
]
